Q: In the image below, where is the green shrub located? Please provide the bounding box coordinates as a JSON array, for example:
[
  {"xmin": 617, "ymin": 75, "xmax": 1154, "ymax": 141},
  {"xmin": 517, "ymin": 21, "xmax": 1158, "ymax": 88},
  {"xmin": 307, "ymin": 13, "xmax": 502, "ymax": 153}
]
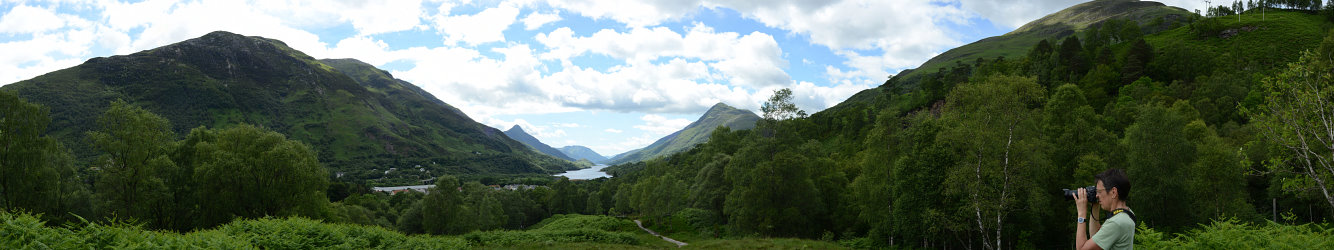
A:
[
  {"xmin": 1189, "ymin": 17, "xmax": 1226, "ymax": 38},
  {"xmin": 0, "ymin": 210, "xmax": 469, "ymax": 249},
  {"xmin": 530, "ymin": 214, "xmax": 638, "ymax": 232},
  {"xmin": 1137, "ymin": 218, "xmax": 1334, "ymax": 248},
  {"xmin": 460, "ymin": 214, "xmax": 645, "ymax": 247},
  {"xmin": 647, "ymin": 208, "xmax": 724, "ymax": 238},
  {"xmin": 462, "ymin": 229, "xmax": 641, "ymax": 246}
]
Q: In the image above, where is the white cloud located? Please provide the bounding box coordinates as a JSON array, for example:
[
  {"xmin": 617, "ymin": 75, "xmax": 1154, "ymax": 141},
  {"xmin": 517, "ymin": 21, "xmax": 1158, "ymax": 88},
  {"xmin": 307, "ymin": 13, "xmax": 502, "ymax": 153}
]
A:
[
  {"xmin": 597, "ymin": 133, "xmax": 663, "ymax": 156},
  {"xmin": 604, "ymin": 128, "xmax": 623, "ymax": 133},
  {"xmin": 538, "ymin": 0, "xmax": 967, "ymax": 90},
  {"xmin": 634, "ymin": 114, "xmax": 692, "ymax": 136},
  {"xmin": 487, "ymin": 118, "xmax": 567, "ymax": 140},
  {"xmin": 586, "ymin": 126, "xmax": 671, "ymax": 159},
  {"xmin": 335, "ymin": 0, "xmax": 426, "ymax": 36},
  {"xmin": 108, "ymin": 0, "xmax": 329, "ymax": 58},
  {"xmin": 100, "ymin": 0, "xmax": 176, "ymax": 31},
  {"xmin": 0, "ymin": 24, "xmax": 102, "ymax": 84},
  {"xmin": 789, "ymin": 80, "xmax": 875, "ymax": 112},
  {"xmin": 325, "ymin": 36, "xmax": 406, "ymax": 66},
  {"xmin": 521, "ymin": 11, "xmax": 561, "ymax": 30},
  {"xmin": 0, "ymin": 54, "xmax": 84, "ymax": 84},
  {"xmin": 392, "ymin": 26, "xmax": 774, "ymax": 118},
  {"xmin": 734, "ymin": 0, "xmax": 965, "ymax": 68},
  {"xmin": 958, "ymin": 0, "xmax": 1074, "ymax": 30},
  {"xmin": 432, "ymin": 2, "xmax": 520, "ymax": 45},
  {"xmin": 531, "ymin": 0, "xmax": 958, "ymax": 87},
  {"xmin": 537, "ymin": 57, "xmax": 761, "ymax": 113},
  {"xmin": 546, "ymin": 129, "xmax": 567, "ymax": 138},
  {"xmin": 0, "ymin": 4, "xmax": 66, "ymax": 34},
  {"xmin": 824, "ymin": 49, "xmax": 906, "ymax": 86},
  {"xmin": 709, "ymin": 31, "xmax": 788, "ymax": 88},
  {"xmin": 546, "ymin": 0, "xmax": 705, "ymax": 27},
  {"xmin": 392, "ymin": 43, "xmax": 572, "ymax": 119},
  {"xmin": 254, "ymin": 0, "xmax": 426, "ymax": 36},
  {"xmin": 537, "ymin": 23, "xmax": 788, "ymax": 88}
]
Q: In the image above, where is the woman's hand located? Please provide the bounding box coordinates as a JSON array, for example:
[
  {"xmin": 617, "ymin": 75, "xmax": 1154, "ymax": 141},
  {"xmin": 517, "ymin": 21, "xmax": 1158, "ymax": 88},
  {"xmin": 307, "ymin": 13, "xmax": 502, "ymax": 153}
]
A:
[{"xmin": 1074, "ymin": 187, "xmax": 1088, "ymax": 218}]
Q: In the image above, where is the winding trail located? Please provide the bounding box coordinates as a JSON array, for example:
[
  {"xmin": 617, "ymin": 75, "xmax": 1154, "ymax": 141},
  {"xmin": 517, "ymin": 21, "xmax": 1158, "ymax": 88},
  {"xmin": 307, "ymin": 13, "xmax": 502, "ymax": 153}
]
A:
[{"xmin": 635, "ymin": 219, "xmax": 688, "ymax": 247}]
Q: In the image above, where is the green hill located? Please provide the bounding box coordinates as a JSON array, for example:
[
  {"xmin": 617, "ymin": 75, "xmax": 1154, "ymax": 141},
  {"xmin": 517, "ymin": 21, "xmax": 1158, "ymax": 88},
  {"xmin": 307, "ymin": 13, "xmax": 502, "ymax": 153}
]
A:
[
  {"xmin": 0, "ymin": 31, "xmax": 576, "ymax": 180},
  {"xmin": 503, "ymin": 125, "xmax": 576, "ymax": 161},
  {"xmin": 915, "ymin": 0, "xmax": 1191, "ymax": 82},
  {"xmin": 607, "ymin": 103, "xmax": 759, "ymax": 165},
  {"xmin": 826, "ymin": 0, "xmax": 1193, "ymax": 114},
  {"xmin": 560, "ymin": 145, "xmax": 609, "ymax": 164}
]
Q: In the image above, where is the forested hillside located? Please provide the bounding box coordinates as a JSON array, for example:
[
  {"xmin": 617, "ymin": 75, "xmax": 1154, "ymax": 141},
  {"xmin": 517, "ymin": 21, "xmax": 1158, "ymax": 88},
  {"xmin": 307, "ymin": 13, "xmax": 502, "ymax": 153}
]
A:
[
  {"xmin": 593, "ymin": 6, "xmax": 1334, "ymax": 249},
  {"xmin": 829, "ymin": 0, "xmax": 1192, "ymax": 113},
  {"xmin": 0, "ymin": 31, "xmax": 576, "ymax": 185}
]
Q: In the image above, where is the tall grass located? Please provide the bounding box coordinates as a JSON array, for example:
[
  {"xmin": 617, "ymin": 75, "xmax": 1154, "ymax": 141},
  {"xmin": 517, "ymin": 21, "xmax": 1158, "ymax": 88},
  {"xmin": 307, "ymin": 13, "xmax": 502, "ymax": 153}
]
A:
[
  {"xmin": 0, "ymin": 210, "xmax": 468, "ymax": 249},
  {"xmin": 1, "ymin": 211, "xmax": 668, "ymax": 249}
]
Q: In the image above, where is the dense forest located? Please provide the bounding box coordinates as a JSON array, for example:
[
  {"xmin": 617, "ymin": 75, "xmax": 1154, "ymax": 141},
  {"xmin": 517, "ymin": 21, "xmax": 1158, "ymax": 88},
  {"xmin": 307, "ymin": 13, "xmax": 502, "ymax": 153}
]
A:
[
  {"xmin": 592, "ymin": 8, "xmax": 1334, "ymax": 248},
  {"xmin": 5, "ymin": 3, "xmax": 1334, "ymax": 250}
]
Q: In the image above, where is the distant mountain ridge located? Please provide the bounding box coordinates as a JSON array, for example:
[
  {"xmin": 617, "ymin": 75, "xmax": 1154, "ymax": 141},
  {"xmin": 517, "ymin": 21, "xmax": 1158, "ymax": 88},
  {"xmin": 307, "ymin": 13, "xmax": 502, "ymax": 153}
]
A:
[
  {"xmin": 559, "ymin": 146, "xmax": 608, "ymax": 164},
  {"xmin": 0, "ymin": 31, "xmax": 576, "ymax": 177},
  {"xmin": 608, "ymin": 102, "xmax": 759, "ymax": 164},
  {"xmin": 504, "ymin": 125, "xmax": 576, "ymax": 161}
]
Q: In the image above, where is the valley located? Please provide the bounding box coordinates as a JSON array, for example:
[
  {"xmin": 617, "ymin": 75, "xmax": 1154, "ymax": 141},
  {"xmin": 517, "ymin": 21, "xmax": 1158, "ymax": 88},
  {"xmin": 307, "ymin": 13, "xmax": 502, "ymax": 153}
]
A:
[{"xmin": 4, "ymin": 0, "xmax": 1334, "ymax": 249}]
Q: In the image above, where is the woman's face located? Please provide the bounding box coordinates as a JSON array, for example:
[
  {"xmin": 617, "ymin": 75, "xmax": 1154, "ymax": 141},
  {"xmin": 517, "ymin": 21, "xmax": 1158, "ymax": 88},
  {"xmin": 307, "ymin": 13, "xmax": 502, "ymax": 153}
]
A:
[{"xmin": 1095, "ymin": 180, "xmax": 1111, "ymax": 210}]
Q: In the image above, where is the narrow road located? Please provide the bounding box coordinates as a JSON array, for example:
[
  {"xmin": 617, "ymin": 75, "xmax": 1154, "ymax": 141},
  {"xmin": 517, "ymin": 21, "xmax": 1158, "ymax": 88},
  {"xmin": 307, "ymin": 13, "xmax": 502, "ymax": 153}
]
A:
[{"xmin": 634, "ymin": 219, "xmax": 688, "ymax": 247}]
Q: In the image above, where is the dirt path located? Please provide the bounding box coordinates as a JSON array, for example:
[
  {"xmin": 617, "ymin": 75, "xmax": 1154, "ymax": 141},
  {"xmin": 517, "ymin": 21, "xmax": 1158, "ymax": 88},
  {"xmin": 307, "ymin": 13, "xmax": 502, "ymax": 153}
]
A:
[{"xmin": 634, "ymin": 219, "xmax": 688, "ymax": 247}]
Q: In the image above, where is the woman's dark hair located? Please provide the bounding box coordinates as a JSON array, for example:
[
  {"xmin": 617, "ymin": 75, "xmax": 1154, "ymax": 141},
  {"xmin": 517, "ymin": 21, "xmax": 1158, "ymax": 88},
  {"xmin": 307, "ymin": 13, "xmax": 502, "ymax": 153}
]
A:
[{"xmin": 1096, "ymin": 168, "xmax": 1130, "ymax": 201}]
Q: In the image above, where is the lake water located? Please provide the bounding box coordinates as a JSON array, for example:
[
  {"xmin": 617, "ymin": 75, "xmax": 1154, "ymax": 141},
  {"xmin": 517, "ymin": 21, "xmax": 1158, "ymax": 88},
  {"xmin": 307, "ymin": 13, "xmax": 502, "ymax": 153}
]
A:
[{"xmin": 554, "ymin": 164, "xmax": 612, "ymax": 180}]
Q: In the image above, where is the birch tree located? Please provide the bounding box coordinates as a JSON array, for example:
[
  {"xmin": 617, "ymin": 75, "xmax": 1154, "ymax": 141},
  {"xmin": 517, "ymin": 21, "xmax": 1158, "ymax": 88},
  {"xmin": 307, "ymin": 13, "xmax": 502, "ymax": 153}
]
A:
[
  {"xmin": 939, "ymin": 75, "xmax": 1048, "ymax": 250},
  {"xmin": 1247, "ymin": 48, "xmax": 1334, "ymax": 217}
]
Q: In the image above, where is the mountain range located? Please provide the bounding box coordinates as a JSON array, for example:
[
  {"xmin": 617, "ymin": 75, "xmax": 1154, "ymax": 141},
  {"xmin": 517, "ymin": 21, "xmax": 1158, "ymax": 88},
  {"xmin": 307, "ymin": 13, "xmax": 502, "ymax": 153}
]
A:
[
  {"xmin": 607, "ymin": 102, "xmax": 759, "ymax": 165},
  {"xmin": 559, "ymin": 145, "xmax": 609, "ymax": 164},
  {"xmin": 0, "ymin": 0, "xmax": 1227, "ymax": 180},
  {"xmin": 503, "ymin": 125, "xmax": 576, "ymax": 162},
  {"xmin": 0, "ymin": 31, "xmax": 576, "ymax": 179},
  {"xmin": 500, "ymin": 102, "xmax": 758, "ymax": 166}
]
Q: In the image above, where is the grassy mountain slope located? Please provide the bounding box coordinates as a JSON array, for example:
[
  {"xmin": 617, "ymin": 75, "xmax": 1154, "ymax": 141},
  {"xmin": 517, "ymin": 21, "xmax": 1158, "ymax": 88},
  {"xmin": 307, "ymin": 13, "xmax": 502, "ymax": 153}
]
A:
[
  {"xmin": 1144, "ymin": 10, "xmax": 1327, "ymax": 74},
  {"xmin": 0, "ymin": 31, "xmax": 575, "ymax": 178},
  {"xmin": 503, "ymin": 125, "xmax": 576, "ymax": 161},
  {"xmin": 918, "ymin": 0, "xmax": 1190, "ymax": 81},
  {"xmin": 609, "ymin": 148, "xmax": 642, "ymax": 161},
  {"xmin": 825, "ymin": 0, "xmax": 1192, "ymax": 114},
  {"xmin": 607, "ymin": 103, "xmax": 759, "ymax": 165},
  {"xmin": 560, "ymin": 145, "xmax": 609, "ymax": 164}
]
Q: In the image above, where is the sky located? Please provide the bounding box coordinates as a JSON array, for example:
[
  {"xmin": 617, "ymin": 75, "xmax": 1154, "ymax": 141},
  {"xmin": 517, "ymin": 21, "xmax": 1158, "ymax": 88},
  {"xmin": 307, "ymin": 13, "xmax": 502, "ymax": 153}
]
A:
[{"xmin": 0, "ymin": 0, "xmax": 1207, "ymax": 157}]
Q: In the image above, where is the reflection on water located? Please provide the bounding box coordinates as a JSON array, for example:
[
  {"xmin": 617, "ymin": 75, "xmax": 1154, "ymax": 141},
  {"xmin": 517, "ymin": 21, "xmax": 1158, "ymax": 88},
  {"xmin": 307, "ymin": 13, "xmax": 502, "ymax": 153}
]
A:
[{"xmin": 554, "ymin": 164, "xmax": 611, "ymax": 180}]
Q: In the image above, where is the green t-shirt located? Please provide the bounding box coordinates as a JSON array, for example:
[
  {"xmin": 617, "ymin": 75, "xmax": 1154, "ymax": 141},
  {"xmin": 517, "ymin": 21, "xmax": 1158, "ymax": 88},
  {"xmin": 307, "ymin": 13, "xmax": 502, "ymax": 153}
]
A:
[{"xmin": 1092, "ymin": 209, "xmax": 1135, "ymax": 250}]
